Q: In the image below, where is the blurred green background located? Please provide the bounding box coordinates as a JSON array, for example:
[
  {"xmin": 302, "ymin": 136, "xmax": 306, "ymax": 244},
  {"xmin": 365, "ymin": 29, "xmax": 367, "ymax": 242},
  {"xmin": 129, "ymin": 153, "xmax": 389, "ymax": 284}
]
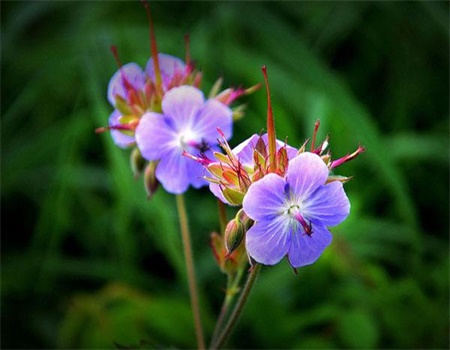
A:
[{"xmin": 2, "ymin": 1, "xmax": 449, "ymax": 349}]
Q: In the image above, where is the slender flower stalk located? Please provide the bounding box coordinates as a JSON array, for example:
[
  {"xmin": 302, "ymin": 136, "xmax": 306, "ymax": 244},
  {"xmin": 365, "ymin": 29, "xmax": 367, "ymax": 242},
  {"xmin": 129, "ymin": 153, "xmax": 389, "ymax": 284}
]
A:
[
  {"xmin": 209, "ymin": 265, "xmax": 246, "ymax": 347},
  {"xmin": 211, "ymin": 264, "xmax": 262, "ymax": 349},
  {"xmin": 176, "ymin": 194, "xmax": 205, "ymax": 349}
]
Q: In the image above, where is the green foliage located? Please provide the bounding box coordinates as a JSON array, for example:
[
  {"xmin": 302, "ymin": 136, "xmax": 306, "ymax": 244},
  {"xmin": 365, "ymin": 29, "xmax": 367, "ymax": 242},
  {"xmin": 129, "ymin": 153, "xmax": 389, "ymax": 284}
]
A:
[{"xmin": 2, "ymin": 1, "xmax": 448, "ymax": 349}]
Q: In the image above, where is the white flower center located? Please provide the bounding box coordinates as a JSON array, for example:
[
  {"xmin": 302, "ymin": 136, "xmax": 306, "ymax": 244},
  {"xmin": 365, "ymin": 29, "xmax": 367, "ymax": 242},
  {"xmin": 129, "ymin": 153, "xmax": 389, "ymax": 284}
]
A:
[
  {"xmin": 178, "ymin": 129, "xmax": 198, "ymax": 151},
  {"xmin": 284, "ymin": 202, "xmax": 313, "ymax": 236}
]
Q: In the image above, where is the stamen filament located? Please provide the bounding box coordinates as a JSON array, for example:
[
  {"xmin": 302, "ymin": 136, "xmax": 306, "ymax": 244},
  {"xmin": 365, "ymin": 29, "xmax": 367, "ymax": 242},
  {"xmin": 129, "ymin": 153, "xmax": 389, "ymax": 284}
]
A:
[{"xmin": 293, "ymin": 212, "xmax": 313, "ymax": 236}]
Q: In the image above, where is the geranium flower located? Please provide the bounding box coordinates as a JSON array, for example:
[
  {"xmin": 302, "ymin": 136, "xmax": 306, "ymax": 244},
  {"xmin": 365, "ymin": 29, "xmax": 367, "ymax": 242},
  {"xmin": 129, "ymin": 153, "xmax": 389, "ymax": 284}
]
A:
[
  {"xmin": 242, "ymin": 151, "xmax": 350, "ymax": 268},
  {"xmin": 135, "ymin": 85, "xmax": 233, "ymax": 194}
]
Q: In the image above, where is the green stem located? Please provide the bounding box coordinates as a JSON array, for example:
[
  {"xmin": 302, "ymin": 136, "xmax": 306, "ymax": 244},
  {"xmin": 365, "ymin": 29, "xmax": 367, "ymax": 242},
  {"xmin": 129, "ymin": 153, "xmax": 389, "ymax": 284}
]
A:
[
  {"xmin": 176, "ymin": 194, "xmax": 205, "ymax": 349},
  {"xmin": 210, "ymin": 276, "xmax": 233, "ymax": 345},
  {"xmin": 210, "ymin": 262, "xmax": 246, "ymax": 346},
  {"xmin": 211, "ymin": 264, "xmax": 262, "ymax": 349}
]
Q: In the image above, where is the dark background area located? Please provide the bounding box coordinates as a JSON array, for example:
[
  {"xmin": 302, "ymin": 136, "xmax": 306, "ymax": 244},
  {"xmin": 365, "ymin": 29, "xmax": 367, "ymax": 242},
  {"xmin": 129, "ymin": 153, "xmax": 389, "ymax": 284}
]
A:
[{"xmin": 2, "ymin": 1, "xmax": 449, "ymax": 349}]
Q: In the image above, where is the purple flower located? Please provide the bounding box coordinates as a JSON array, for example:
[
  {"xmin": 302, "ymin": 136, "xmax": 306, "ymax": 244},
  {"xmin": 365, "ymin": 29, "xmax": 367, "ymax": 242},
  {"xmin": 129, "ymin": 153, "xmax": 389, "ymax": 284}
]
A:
[
  {"xmin": 135, "ymin": 85, "xmax": 233, "ymax": 194},
  {"xmin": 242, "ymin": 152, "xmax": 350, "ymax": 268}
]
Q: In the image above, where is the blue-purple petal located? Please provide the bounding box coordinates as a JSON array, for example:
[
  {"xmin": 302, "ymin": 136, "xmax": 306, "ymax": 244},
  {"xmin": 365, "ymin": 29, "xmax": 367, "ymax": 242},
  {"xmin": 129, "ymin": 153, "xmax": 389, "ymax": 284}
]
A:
[
  {"xmin": 232, "ymin": 134, "xmax": 260, "ymax": 167},
  {"xmin": 287, "ymin": 224, "xmax": 332, "ymax": 268},
  {"xmin": 187, "ymin": 156, "xmax": 208, "ymax": 189},
  {"xmin": 243, "ymin": 173, "xmax": 286, "ymax": 221},
  {"xmin": 135, "ymin": 112, "xmax": 177, "ymax": 161},
  {"xmin": 145, "ymin": 53, "xmax": 186, "ymax": 89},
  {"xmin": 107, "ymin": 63, "xmax": 145, "ymax": 106},
  {"xmin": 303, "ymin": 181, "xmax": 350, "ymax": 227},
  {"xmin": 246, "ymin": 217, "xmax": 291, "ymax": 265},
  {"xmin": 155, "ymin": 149, "xmax": 191, "ymax": 194},
  {"xmin": 286, "ymin": 152, "xmax": 329, "ymax": 200},
  {"xmin": 195, "ymin": 99, "xmax": 233, "ymax": 142},
  {"xmin": 109, "ymin": 110, "xmax": 135, "ymax": 148},
  {"xmin": 161, "ymin": 86, "xmax": 204, "ymax": 130},
  {"xmin": 209, "ymin": 181, "xmax": 228, "ymax": 204}
]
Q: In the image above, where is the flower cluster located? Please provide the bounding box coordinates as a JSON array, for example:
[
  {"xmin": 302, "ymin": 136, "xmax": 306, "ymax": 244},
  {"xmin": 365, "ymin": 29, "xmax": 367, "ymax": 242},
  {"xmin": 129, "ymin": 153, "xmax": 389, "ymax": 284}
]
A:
[
  {"xmin": 100, "ymin": 7, "xmax": 364, "ymax": 271},
  {"xmin": 98, "ymin": 7, "xmax": 258, "ymax": 196},
  {"xmin": 189, "ymin": 121, "xmax": 363, "ymax": 268},
  {"xmin": 187, "ymin": 66, "xmax": 364, "ymax": 269},
  {"xmin": 98, "ymin": 7, "xmax": 366, "ymax": 350}
]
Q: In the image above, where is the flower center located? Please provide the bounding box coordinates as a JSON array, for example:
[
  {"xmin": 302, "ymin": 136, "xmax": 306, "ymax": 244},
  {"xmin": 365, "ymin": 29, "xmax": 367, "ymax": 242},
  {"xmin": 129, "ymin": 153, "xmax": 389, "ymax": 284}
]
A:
[
  {"xmin": 178, "ymin": 130, "xmax": 209, "ymax": 153},
  {"xmin": 179, "ymin": 130, "xmax": 198, "ymax": 150},
  {"xmin": 286, "ymin": 204, "xmax": 313, "ymax": 236}
]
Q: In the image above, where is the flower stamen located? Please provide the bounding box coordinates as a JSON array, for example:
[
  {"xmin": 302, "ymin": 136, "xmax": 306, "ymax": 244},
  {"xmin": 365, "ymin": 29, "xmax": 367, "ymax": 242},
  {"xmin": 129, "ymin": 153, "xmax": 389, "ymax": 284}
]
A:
[{"xmin": 290, "ymin": 207, "xmax": 313, "ymax": 236}]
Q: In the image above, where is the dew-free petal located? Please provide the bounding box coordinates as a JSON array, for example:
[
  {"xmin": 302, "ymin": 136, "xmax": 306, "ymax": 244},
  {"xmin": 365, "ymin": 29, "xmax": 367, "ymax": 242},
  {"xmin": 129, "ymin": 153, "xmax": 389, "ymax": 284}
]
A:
[
  {"xmin": 155, "ymin": 148, "xmax": 191, "ymax": 194},
  {"xmin": 145, "ymin": 53, "xmax": 186, "ymax": 89},
  {"xmin": 287, "ymin": 152, "xmax": 329, "ymax": 200},
  {"xmin": 304, "ymin": 181, "xmax": 350, "ymax": 227},
  {"xmin": 287, "ymin": 224, "xmax": 332, "ymax": 268},
  {"xmin": 246, "ymin": 218, "xmax": 291, "ymax": 265},
  {"xmin": 135, "ymin": 112, "xmax": 177, "ymax": 161},
  {"xmin": 232, "ymin": 134, "xmax": 260, "ymax": 166},
  {"xmin": 107, "ymin": 63, "xmax": 145, "ymax": 106},
  {"xmin": 161, "ymin": 86, "xmax": 204, "ymax": 130},
  {"xmin": 195, "ymin": 99, "xmax": 233, "ymax": 142},
  {"xmin": 243, "ymin": 173, "xmax": 286, "ymax": 221},
  {"xmin": 209, "ymin": 182, "xmax": 228, "ymax": 203}
]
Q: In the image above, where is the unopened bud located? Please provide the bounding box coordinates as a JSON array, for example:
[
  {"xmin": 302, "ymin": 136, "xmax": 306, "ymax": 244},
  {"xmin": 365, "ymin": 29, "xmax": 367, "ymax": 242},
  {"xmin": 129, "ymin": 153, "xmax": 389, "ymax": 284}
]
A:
[
  {"xmin": 144, "ymin": 161, "xmax": 159, "ymax": 199},
  {"xmin": 237, "ymin": 209, "xmax": 252, "ymax": 229},
  {"xmin": 130, "ymin": 147, "xmax": 147, "ymax": 178},
  {"xmin": 224, "ymin": 217, "xmax": 245, "ymax": 256}
]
